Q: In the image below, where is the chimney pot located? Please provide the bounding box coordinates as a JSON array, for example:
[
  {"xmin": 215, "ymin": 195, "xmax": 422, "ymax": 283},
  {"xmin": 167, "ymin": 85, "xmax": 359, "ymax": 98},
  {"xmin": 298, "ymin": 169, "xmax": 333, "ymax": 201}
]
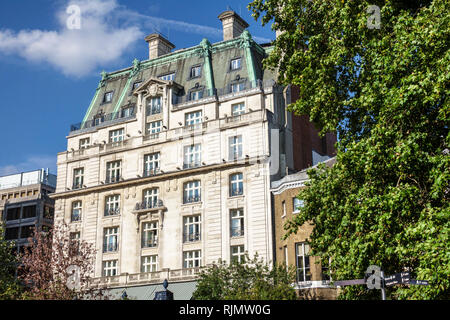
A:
[
  {"xmin": 145, "ymin": 33, "xmax": 175, "ymax": 60},
  {"xmin": 218, "ymin": 10, "xmax": 249, "ymax": 41}
]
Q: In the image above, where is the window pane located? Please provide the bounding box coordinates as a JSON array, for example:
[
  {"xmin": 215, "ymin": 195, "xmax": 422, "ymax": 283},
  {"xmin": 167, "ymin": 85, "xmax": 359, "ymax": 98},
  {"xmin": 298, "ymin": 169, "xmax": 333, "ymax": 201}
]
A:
[
  {"xmin": 232, "ymin": 103, "xmax": 245, "ymax": 116},
  {"xmin": 231, "ymin": 58, "xmax": 241, "ymax": 70},
  {"xmin": 147, "ymin": 97, "xmax": 162, "ymax": 115}
]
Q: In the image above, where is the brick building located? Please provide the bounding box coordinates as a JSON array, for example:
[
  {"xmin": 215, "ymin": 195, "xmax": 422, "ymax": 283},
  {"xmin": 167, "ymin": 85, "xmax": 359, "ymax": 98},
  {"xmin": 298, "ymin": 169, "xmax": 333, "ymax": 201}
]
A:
[{"xmin": 271, "ymin": 158, "xmax": 338, "ymax": 299}]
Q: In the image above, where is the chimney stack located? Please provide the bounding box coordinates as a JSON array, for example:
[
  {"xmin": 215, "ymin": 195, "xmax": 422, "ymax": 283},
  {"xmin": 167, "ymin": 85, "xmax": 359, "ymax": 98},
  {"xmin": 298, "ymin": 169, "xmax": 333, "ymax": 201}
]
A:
[
  {"xmin": 218, "ymin": 11, "xmax": 249, "ymax": 41},
  {"xmin": 145, "ymin": 33, "xmax": 175, "ymax": 60}
]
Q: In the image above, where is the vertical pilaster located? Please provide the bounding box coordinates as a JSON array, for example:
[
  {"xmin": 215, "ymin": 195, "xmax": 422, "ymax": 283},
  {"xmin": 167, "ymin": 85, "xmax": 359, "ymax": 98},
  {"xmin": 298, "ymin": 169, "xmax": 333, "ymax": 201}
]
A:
[{"xmin": 200, "ymin": 39, "xmax": 215, "ymax": 95}]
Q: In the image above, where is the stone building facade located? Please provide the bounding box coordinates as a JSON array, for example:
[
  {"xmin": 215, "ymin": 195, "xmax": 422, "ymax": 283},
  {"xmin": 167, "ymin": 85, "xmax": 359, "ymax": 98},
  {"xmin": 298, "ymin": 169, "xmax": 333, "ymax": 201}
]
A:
[
  {"xmin": 271, "ymin": 158, "xmax": 337, "ymax": 299},
  {"xmin": 51, "ymin": 11, "xmax": 336, "ymax": 299},
  {"xmin": 0, "ymin": 169, "xmax": 56, "ymax": 253}
]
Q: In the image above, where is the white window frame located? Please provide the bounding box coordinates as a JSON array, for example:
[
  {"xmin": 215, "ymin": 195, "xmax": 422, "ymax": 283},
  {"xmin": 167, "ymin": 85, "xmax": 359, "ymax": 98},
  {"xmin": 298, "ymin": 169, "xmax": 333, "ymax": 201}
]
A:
[
  {"xmin": 190, "ymin": 65, "xmax": 201, "ymax": 78},
  {"xmin": 282, "ymin": 200, "xmax": 287, "ymax": 218},
  {"xmin": 71, "ymin": 201, "xmax": 82, "ymax": 222},
  {"xmin": 183, "ymin": 215, "xmax": 201, "ymax": 242},
  {"xmin": 231, "ymin": 245, "xmax": 245, "ymax": 264},
  {"xmin": 141, "ymin": 255, "xmax": 158, "ymax": 273},
  {"xmin": 144, "ymin": 153, "xmax": 160, "ymax": 176},
  {"xmin": 228, "ymin": 135, "xmax": 243, "ymax": 160},
  {"xmin": 106, "ymin": 160, "xmax": 121, "ymax": 183},
  {"xmin": 73, "ymin": 168, "xmax": 84, "ymax": 189},
  {"xmin": 143, "ymin": 188, "xmax": 159, "ymax": 208},
  {"xmin": 295, "ymin": 242, "xmax": 312, "ymax": 282},
  {"xmin": 230, "ymin": 208, "xmax": 244, "ymax": 237},
  {"xmin": 293, "ymin": 197, "xmax": 304, "ymax": 214},
  {"xmin": 229, "ymin": 173, "xmax": 243, "ymax": 197},
  {"xmin": 231, "ymin": 82, "xmax": 245, "ymax": 93},
  {"xmin": 103, "ymin": 260, "xmax": 118, "ymax": 277},
  {"xmin": 231, "ymin": 103, "xmax": 245, "ymax": 116},
  {"xmin": 94, "ymin": 115, "xmax": 104, "ymax": 126},
  {"xmin": 146, "ymin": 120, "xmax": 162, "ymax": 135},
  {"xmin": 189, "ymin": 90, "xmax": 203, "ymax": 101},
  {"xmin": 70, "ymin": 232, "xmax": 81, "ymax": 241},
  {"xmin": 105, "ymin": 195, "xmax": 120, "ymax": 216},
  {"xmin": 183, "ymin": 250, "xmax": 201, "ymax": 268},
  {"xmin": 79, "ymin": 138, "xmax": 90, "ymax": 149},
  {"xmin": 183, "ymin": 181, "xmax": 201, "ymax": 204},
  {"xmin": 230, "ymin": 58, "xmax": 241, "ymax": 70},
  {"xmin": 185, "ymin": 111, "xmax": 202, "ymax": 126},
  {"xmin": 109, "ymin": 128, "xmax": 124, "ymax": 143},
  {"xmin": 159, "ymin": 73, "xmax": 175, "ymax": 81},
  {"xmin": 183, "ymin": 144, "xmax": 201, "ymax": 169},
  {"xmin": 284, "ymin": 246, "xmax": 288, "ymax": 266},
  {"xmin": 121, "ymin": 106, "xmax": 133, "ymax": 118},
  {"xmin": 103, "ymin": 91, "xmax": 113, "ymax": 103},
  {"xmin": 141, "ymin": 221, "xmax": 158, "ymax": 248},
  {"xmin": 103, "ymin": 227, "xmax": 119, "ymax": 253},
  {"xmin": 147, "ymin": 96, "xmax": 162, "ymax": 115}
]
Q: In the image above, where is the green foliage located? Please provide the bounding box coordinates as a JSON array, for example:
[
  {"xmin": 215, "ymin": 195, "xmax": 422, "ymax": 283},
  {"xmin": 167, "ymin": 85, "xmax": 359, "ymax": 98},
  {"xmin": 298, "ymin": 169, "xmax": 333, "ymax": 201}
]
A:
[
  {"xmin": 0, "ymin": 223, "xmax": 22, "ymax": 299},
  {"xmin": 249, "ymin": 0, "xmax": 449, "ymax": 299},
  {"xmin": 192, "ymin": 253, "xmax": 298, "ymax": 300}
]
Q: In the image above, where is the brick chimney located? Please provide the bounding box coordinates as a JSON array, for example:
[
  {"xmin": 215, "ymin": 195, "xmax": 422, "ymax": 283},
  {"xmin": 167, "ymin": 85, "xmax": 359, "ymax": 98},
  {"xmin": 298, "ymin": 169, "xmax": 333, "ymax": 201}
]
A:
[
  {"xmin": 218, "ymin": 10, "xmax": 249, "ymax": 41},
  {"xmin": 145, "ymin": 33, "xmax": 175, "ymax": 60}
]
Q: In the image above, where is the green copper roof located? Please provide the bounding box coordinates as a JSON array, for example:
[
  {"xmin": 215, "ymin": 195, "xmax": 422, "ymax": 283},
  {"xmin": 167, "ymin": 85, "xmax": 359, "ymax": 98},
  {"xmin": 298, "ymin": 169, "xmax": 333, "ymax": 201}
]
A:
[{"xmin": 80, "ymin": 31, "xmax": 275, "ymax": 123}]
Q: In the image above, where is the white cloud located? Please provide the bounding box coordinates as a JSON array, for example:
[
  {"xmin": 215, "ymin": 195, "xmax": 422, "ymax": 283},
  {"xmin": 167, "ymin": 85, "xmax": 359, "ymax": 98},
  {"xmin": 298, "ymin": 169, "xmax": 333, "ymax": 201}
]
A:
[
  {"xmin": 0, "ymin": 0, "xmax": 143, "ymax": 77},
  {"xmin": 0, "ymin": 155, "xmax": 57, "ymax": 177},
  {"xmin": 0, "ymin": 0, "xmax": 272, "ymax": 77}
]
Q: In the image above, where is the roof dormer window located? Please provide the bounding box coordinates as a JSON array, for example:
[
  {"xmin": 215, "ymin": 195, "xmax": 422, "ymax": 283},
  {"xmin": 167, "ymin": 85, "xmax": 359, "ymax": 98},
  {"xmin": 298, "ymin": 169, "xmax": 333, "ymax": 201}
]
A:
[
  {"xmin": 103, "ymin": 91, "xmax": 113, "ymax": 104},
  {"xmin": 189, "ymin": 65, "xmax": 201, "ymax": 79},
  {"xmin": 159, "ymin": 72, "xmax": 176, "ymax": 81},
  {"xmin": 132, "ymin": 81, "xmax": 142, "ymax": 91},
  {"xmin": 230, "ymin": 58, "xmax": 241, "ymax": 70}
]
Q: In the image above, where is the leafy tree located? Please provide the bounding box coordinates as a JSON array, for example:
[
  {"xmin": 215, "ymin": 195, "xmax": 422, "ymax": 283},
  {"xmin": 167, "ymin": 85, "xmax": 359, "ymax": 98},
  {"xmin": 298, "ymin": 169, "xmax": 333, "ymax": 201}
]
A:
[
  {"xmin": 249, "ymin": 0, "xmax": 449, "ymax": 299},
  {"xmin": 0, "ymin": 223, "xmax": 22, "ymax": 299},
  {"xmin": 192, "ymin": 253, "xmax": 297, "ymax": 300},
  {"xmin": 18, "ymin": 223, "xmax": 107, "ymax": 300}
]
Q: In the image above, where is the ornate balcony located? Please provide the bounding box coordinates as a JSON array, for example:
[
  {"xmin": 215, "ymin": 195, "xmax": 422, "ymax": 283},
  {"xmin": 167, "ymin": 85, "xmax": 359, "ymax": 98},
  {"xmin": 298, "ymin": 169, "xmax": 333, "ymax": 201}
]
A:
[
  {"xmin": 105, "ymin": 175, "xmax": 122, "ymax": 184},
  {"xmin": 143, "ymin": 168, "xmax": 161, "ymax": 177},
  {"xmin": 104, "ymin": 207, "xmax": 120, "ymax": 217},
  {"xmin": 134, "ymin": 200, "xmax": 164, "ymax": 212},
  {"xmin": 183, "ymin": 196, "xmax": 201, "ymax": 204},
  {"xmin": 230, "ymin": 227, "xmax": 244, "ymax": 237},
  {"xmin": 183, "ymin": 232, "xmax": 201, "ymax": 243},
  {"xmin": 89, "ymin": 268, "xmax": 202, "ymax": 289}
]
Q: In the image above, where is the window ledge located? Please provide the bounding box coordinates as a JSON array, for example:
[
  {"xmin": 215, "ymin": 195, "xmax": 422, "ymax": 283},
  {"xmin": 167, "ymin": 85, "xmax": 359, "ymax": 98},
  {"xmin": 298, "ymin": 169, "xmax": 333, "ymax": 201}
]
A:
[
  {"xmin": 228, "ymin": 195, "xmax": 244, "ymax": 200},
  {"xmin": 102, "ymin": 251, "xmax": 119, "ymax": 255},
  {"xmin": 103, "ymin": 215, "xmax": 120, "ymax": 219},
  {"xmin": 181, "ymin": 201, "xmax": 202, "ymax": 207}
]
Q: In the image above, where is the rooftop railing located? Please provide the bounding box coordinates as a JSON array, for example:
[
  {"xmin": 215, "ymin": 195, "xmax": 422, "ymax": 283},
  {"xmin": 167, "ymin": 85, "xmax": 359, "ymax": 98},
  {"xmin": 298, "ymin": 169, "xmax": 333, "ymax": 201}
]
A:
[
  {"xmin": 70, "ymin": 107, "xmax": 136, "ymax": 133},
  {"xmin": 216, "ymin": 79, "xmax": 263, "ymax": 97},
  {"xmin": 69, "ymin": 80, "xmax": 277, "ymax": 133},
  {"xmin": 172, "ymin": 88, "xmax": 217, "ymax": 106}
]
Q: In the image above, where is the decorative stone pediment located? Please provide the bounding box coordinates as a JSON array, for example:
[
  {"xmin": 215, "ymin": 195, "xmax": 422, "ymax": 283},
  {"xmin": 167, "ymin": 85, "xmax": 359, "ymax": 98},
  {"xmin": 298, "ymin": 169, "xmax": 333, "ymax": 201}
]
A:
[
  {"xmin": 133, "ymin": 77, "xmax": 183, "ymax": 97},
  {"xmin": 133, "ymin": 78, "xmax": 167, "ymax": 97}
]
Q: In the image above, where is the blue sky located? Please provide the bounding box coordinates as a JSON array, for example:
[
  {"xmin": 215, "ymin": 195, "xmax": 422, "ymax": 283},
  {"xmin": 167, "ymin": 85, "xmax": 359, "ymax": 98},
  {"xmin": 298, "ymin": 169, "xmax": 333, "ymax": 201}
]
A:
[{"xmin": 0, "ymin": 0, "xmax": 275, "ymax": 176}]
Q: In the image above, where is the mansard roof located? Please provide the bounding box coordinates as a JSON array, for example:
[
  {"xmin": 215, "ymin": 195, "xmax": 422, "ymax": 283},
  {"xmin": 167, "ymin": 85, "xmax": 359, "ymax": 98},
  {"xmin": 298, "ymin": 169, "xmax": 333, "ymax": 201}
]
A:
[{"xmin": 79, "ymin": 31, "xmax": 276, "ymax": 124}]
